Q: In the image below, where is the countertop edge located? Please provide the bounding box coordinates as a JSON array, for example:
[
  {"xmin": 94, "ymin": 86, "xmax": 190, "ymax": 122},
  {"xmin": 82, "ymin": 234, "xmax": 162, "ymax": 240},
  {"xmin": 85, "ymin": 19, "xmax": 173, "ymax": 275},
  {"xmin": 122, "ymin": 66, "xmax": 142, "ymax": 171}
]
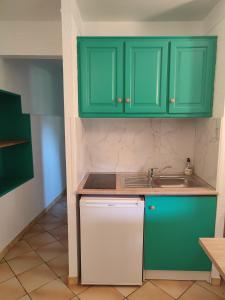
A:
[{"xmin": 76, "ymin": 172, "xmax": 218, "ymax": 196}]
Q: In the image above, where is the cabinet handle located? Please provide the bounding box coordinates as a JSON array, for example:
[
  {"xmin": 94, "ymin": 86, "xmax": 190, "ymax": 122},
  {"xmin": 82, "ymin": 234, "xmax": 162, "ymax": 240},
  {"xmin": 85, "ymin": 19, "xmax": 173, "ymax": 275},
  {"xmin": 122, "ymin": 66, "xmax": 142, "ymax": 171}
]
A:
[
  {"xmin": 170, "ymin": 98, "xmax": 176, "ymax": 104},
  {"xmin": 126, "ymin": 98, "xmax": 131, "ymax": 103},
  {"xmin": 117, "ymin": 98, "xmax": 123, "ymax": 103},
  {"xmin": 149, "ymin": 205, "xmax": 156, "ymax": 210}
]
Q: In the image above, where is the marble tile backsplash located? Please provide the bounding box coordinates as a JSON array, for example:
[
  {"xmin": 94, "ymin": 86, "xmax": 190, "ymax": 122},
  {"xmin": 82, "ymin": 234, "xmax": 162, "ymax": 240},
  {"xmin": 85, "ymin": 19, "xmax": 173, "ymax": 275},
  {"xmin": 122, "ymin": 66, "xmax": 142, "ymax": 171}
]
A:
[
  {"xmin": 82, "ymin": 119, "xmax": 196, "ymax": 174},
  {"xmin": 194, "ymin": 118, "xmax": 220, "ymax": 188}
]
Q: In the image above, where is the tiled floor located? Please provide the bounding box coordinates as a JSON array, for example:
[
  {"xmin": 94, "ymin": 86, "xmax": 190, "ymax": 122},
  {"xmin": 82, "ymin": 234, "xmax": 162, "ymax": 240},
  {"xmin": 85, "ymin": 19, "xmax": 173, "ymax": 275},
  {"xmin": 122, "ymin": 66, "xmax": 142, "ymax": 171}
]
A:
[{"xmin": 1, "ymin": 197, "xmax": 225, "ymax": 299}]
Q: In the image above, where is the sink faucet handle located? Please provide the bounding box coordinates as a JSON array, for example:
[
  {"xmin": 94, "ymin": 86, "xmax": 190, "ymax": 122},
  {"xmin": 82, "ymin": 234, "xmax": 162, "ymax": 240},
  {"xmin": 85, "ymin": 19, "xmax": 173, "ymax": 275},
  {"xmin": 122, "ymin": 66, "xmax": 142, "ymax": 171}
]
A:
[
  {"xmin": 149, "ymin": 168, "xmax": 159, "ymax": 177},
  {"xmin": 160, "ymin": 165, "xmax": 172, "ymax": 173}
]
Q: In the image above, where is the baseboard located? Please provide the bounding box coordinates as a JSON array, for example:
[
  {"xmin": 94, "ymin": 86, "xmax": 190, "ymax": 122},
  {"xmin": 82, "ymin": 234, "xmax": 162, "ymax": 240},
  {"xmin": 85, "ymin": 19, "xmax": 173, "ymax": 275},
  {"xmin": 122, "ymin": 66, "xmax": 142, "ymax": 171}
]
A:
[
  {"xmin": 144, "ymin": 270, "xmax": 211, "ymax": 282},
  {"xmin": 0, "ymin": 189, "xmax": 66, "ymax": 261},
  {"xmin": 211, "ymin": 277, "xmax": 221, "ymax": 286},
  {"xmin": 68, "ymin": 277, "xmax": 78, "ymax": 286}
]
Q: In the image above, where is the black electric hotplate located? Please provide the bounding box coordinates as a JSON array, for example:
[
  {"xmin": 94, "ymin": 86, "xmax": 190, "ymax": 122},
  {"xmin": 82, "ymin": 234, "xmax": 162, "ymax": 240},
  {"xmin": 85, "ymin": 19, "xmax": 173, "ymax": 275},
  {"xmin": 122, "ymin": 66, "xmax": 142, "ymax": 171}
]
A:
[{"xmin": 83, "ymin": 173, "xmax": 116, "ymax": 189}]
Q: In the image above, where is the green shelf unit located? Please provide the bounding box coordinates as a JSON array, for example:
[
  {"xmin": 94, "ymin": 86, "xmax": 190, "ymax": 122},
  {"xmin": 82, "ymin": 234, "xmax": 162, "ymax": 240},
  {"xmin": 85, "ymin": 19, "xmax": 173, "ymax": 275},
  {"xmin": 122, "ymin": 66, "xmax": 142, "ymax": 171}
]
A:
[{"xmin": 0, "ymin": 90, "xmax": 34, "ymax": 197}]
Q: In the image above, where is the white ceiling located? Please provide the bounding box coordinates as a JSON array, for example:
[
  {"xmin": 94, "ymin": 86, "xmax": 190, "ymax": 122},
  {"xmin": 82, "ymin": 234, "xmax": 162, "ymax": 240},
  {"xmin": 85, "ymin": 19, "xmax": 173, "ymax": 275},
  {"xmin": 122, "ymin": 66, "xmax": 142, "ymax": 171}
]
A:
[
  {"xmin": 0, "ymin": 0, "xmax": 61, "ymax": 21},
  {"xmin": 0, "ymin": 0, "xmax": 220, "ymax": 22},
  {"xmin": 76, "ymin": 0, "xmax": 221, "ymax": 22}
]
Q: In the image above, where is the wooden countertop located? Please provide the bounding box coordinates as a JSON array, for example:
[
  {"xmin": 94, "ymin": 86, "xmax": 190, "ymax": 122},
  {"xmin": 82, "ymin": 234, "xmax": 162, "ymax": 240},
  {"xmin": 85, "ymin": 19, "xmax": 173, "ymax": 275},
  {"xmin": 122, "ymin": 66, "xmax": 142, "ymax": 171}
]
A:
[
  {"xmin": 77, "ymin": 172, "xmax": 217, "ymax": 196},
  {"xmin": 200, "ymin": 238, "xmax": 225, "ymax": 280}
]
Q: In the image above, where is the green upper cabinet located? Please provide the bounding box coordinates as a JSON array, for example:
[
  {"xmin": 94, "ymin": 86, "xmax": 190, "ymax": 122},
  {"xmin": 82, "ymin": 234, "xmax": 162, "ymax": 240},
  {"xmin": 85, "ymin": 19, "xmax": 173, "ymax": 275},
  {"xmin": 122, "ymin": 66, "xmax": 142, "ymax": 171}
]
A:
[
  {"xmin": 77, "ymin": 37, "xmax": 217, "ymax": 118},
  {"xmin": 78, "ymin": 40, "xmax": 124, "ymax": 114},
  {"xmin": 125, "ymin": 41, "xmax": 169, "ymax": 113},
  {"xmin": 169, "ymin": 39, "xmax": 216, "ymax": 115}
]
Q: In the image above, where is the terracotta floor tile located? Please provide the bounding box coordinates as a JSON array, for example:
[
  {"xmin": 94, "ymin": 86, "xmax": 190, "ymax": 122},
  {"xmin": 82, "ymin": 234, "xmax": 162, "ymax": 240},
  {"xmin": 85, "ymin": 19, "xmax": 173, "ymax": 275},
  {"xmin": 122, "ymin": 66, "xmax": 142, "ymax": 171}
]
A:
[
  {"xmin": 69, "ymin": 283, "xmax": 90, "ymax": 295},
  {"xmin": 27, "ymin": 232, "xmax": 56, "ymax": 250},
  {"xmin": 0, "ymin": 262, "xmax": 14, "ymax": 283},
  {"xmin": 38, "ymin": 215, "xmax": 61, "ymax": 225},
  {"xmin": 128, "ymin": 281, "xmax": 173, "ymax": 300},
  {"xmin": 197, "ymin": 281, "xmax": 225, "ymax": 299},
  {"xmin": 49, "ymin": 225, "xmax": 68, "ymax": 240},
  {"xmin": 59, "ymin": 238, "xmax": 68, "ymax": 250},
  {"xmin": 18, "ymin": 295, "xmax": 31, "ymax": 300},
  {"xmin": 22, "ymin": 225, "xmax": 44, "ymax": 241},
  {"xmin": 41, "ymin": 221, "xmax": 65, "ymax": 231},
  {"xmin": 179, "ymin": 283, "xmax": 224, "ymax": 300},
  {"xmin": 47, "ymin": 253, "xmax": 68, "ymax": 277},
  {"xmin": 18, "ymin": 263, "xmax": 57, "ymax": 293},
  {"xmin": 36, "ymin": 241, "xmax": 67, "ymax": 262},
  {"xmin": 5, "ymin": 241, "xmax": 33, "ymax": 261},
  {"xmin": 27, "ymin": 224, "xmax": 43, "ymax": 233},
  {"xmin": 0, "ymin": 258, "xmax": 5, "ymax": 264},
  {"xmin": 29, "ymin": 279, "xmax": 74, "ymax": 300},
  {"xmin": 79, "ymin": 286, "xmax": 124, "ymax": 300},
  {"xmin": 0, "ymin": 277, "xmax": 26, "ymax": 300},
  {"xmin": 49, "ymin": 204, "xmax": 67, "ymax": 218},
  {"xmin": 151, "ymin": 279, "xmax": 193, "ymax": 299},
  {"xmin": 116, "ymin": 286, "xmax": 138, "ymax": 297},
  {"xmin": 38, "ymin": 215, "xmax": 64, "ymax": 231},
  {"xmin": 7, "ymin": 251, "xmax": 43, "ymax": 275}
]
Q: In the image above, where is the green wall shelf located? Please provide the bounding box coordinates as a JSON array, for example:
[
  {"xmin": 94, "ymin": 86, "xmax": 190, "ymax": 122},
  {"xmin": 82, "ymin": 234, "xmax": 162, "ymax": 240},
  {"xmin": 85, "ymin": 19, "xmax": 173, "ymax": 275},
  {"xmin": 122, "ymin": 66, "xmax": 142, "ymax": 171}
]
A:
[{"xmin": 0, "ymin": 90, "xmax": 34, "ymax": 197}]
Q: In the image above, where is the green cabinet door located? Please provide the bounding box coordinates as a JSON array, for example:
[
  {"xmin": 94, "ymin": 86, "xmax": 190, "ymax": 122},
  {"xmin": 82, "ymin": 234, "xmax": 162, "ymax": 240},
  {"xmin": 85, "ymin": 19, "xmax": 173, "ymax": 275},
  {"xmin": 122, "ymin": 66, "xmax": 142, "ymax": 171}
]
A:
[
  {"xmin": 78, "ymin": 40, "xmax": 124, "ymax": 114},
  {"xmin": 169, "ymin": 39, "xmax": 216, "ymax": 115},
  {"xmin": 125, "ymin": 41, "xmax": 169, "ymax": 113},
  {"xmin": 144, "ymin": 195, "xmax": 217, "ymax": 271}
]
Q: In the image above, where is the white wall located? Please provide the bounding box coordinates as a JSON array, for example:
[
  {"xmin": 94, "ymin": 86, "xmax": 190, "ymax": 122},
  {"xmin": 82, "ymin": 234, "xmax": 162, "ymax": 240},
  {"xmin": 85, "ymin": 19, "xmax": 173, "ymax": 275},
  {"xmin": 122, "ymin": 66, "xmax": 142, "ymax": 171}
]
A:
[
  {"xmin": 0, "ymin": 21, "xmax": 62, "ymax": 57},
  {"xmin": 0, "ymin": 58, "xmax": 66, "ymax": 251},
  {"xmin": 0, "ymin": 59, "xmax": 64, "ymax": 115},
  {"xmin": 83, "ymin": 21, "xmax": 203, "ymax": 36},
  {"xmin": 61, "ymin": 0, "xmax": 85, "ymax": 279},
  {"xmin": 203, "ymin": 2, "xmax": 225, "ymax": 118}
]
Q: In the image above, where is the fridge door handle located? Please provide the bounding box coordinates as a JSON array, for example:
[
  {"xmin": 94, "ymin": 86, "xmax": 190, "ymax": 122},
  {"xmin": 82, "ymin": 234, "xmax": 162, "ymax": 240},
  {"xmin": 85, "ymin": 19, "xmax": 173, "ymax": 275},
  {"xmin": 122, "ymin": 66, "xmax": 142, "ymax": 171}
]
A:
[{"xmin": 81, "ymin": 202, "xmax": 140, "ymax": 208}]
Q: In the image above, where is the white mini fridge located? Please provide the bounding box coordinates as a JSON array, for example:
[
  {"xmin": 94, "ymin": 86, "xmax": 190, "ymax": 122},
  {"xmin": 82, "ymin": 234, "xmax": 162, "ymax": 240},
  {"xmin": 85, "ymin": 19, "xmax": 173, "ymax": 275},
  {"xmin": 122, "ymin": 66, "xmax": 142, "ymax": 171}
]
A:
[{"xmin": 80, "ymin": 196, "xmax": 144, "ymax": 285}]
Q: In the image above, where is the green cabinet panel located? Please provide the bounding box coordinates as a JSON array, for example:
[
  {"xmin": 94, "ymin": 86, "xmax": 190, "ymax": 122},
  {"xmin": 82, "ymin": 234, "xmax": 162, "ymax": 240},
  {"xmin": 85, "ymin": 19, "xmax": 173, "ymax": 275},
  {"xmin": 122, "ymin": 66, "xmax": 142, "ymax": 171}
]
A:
[
  {"xmin": 169, "ymin": 39, "xmax": 216, "ymax": 114},
  {"xmin": 125, "ymin": 41, "xmax": 169, "ymax": 113},
  {"xmin": 78, "ymin": 40, "xmax": 123, "ymax": 114},
  {"xmin": 144, "ymin": 195, "xmax": 217, "ymax": 271}
]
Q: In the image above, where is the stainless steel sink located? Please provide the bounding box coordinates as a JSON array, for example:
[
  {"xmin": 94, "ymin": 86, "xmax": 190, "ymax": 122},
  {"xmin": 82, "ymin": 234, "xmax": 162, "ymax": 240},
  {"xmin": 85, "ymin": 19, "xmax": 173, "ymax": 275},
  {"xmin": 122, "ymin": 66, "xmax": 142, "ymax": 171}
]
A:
[{"xmin": 123, "ymin": 174, "xmax": 202, "ymax": 188}]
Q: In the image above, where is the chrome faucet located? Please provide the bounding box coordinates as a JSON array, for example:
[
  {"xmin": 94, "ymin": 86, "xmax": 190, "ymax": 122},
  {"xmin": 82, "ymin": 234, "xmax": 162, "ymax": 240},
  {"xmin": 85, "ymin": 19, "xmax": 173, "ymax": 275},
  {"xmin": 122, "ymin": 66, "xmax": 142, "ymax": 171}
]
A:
[
  {"xmin": 159, "ymin": 165, "xmax": 172, "ymax": 174},
  {"xmin": 148, "ymin": 165, "xmax": 172, "ymax": 183},
  {"xmin": 148, "ymin": 168, "xmax": 158, "ymax": 186}
]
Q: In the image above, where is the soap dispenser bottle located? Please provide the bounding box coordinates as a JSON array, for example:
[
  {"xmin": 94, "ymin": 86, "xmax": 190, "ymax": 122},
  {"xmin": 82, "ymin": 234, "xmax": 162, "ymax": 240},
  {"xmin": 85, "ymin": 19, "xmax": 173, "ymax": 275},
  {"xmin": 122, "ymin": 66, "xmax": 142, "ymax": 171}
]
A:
[{"xmin": 184, "ymin": 158, "xmax": 193, "ymax": 176}]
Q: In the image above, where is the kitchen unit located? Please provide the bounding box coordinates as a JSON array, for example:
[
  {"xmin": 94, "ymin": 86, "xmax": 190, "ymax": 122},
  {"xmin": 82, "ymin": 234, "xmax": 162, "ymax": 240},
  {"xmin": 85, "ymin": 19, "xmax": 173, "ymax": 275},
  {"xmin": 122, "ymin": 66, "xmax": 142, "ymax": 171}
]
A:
[
  {"xmin": 78, "ymin": 37, "xmax": 217, "ymax": 118},
  {"xmin": 77, "ymin": 173, "xmax": 217, "ymax": 284}
]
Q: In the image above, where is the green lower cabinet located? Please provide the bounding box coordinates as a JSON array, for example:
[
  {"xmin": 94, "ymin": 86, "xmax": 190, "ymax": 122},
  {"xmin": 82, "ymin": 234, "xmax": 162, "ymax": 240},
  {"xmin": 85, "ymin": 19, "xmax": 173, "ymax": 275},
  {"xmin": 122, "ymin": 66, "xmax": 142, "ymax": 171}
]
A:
[{"xmin": 144, "ymin": 195, "xmax": 217, "ymax": 271}]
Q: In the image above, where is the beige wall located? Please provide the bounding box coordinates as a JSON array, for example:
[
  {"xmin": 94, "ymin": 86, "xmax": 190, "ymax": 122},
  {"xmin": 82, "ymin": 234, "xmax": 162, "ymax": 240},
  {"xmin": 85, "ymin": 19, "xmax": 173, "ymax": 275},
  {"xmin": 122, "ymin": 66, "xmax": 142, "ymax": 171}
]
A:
[
  {"xmin": 83, "ymin": 21, "xmax": 203, "ymax": 36},
  {"xmin": 0, "ymin": 21, "xmax": 62, "ymax": 57}
]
